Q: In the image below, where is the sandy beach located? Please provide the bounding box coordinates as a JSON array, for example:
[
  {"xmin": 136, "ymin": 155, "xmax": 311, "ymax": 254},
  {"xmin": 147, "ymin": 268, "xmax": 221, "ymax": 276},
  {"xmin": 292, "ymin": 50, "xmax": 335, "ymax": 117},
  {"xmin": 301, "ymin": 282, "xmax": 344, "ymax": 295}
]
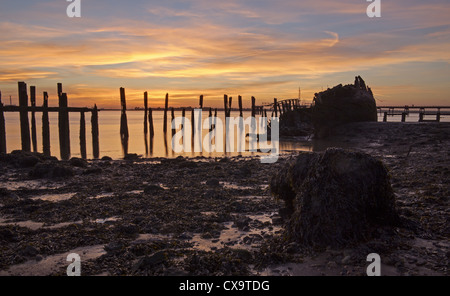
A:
[{"xmin": 0, "ymin": 122, "xmax": 448, "ymax": 276}]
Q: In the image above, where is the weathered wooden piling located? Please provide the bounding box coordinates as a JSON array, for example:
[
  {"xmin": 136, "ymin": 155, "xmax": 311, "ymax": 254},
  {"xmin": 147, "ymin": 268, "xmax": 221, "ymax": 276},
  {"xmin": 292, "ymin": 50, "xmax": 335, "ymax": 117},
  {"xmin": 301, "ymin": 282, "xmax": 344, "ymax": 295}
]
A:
[
  {"xmin": 91, "ymin": 104, "xmax": 99, "ymax": 159},
  {"xmin": 213, "ymin": 108, "xmax": 217, "ymax": 132},
  {"xmin": 148, "ymin": 108, "xmax": 154, "ymax": 138},
  {"xmin": 274, "ymin": 98, "xmax": 278, "ymax": 117},
  {"xmin": 224, "ymin": 95, "xmax": 229, "ymax": 117},
  {"xmin": 208, "ymin": 108, "xmax": 213, "ymax": 132},
  {"xmin": 227, "ymin": 97, "xmax": 233, "ymax": 117},
  {"xmin": 57, "ymin": 83, "xmax": 63, "ymax": 98},
  {"xmin": 437, "ymin": 108, "xmax": 441, "ymax": 122},
  {"xmin": 238, "ymin": 95, "xmax": 243, "ymax": 117},
  {"xmin": 0, "ymin": 91, "xmax": 6, "ymax": 153},
  {"xmin": 419, "ymin": 109, "xmax": 424, "ymax": 122},
  {"xmin": 18, "ymin": 82, "xmax": 31, "ymax": 152},
  {"xmin": 171, "ymin": 107, "xmax": 176, "ymax": 136},
  {"xmin": 144, "ymin": 92, "xmax": 148, "ymax": 135},
  {"xmin": 191, "ymin": 108, "xmax": 195, "ymax": 140},
  {"xmin": 401, "ymin": 112, "xmax": 407, "ymax": 122},
  {"xmin": 119, "ymin": 87, "xmax": 129, "ymax": 155},
  {"xmin": 251, "ymin": 96, "xmax": 256, "ymax": 118},
  {"xmin": 80, "ymin": 111, "xmax": 87, "ymax": 159},
  {"xmin": 383, "ymin": 112, "xmax": 388, "ymax": 122},
  {"xmin": 30, "ymin": 86, "xmax": 37, "ymax": 152},
  {"xmin": 181, "ymin": 108, "xmax": 186, "ymax": 137},
  {"xmin": 163, "ymin": 93, "xmax": 169, "ymax": 134},
  {"xmin": 199, "ymin": 95, "xmax": 204, "ymax": 110},
  {"xmin": 42, "ymin": 92, "xmax": 50, "ymax": 157},
  {"xmin": 58, "ymin": 93, "xmax": 71, "ymax": 160}
]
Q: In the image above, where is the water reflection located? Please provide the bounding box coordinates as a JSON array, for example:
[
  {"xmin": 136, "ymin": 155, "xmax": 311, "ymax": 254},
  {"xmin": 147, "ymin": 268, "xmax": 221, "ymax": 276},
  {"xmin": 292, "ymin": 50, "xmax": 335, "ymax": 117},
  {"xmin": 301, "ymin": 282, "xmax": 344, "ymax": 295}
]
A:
[{"xmin": 3, "ymin": 110, "xmax": 315, "ymax": 160}]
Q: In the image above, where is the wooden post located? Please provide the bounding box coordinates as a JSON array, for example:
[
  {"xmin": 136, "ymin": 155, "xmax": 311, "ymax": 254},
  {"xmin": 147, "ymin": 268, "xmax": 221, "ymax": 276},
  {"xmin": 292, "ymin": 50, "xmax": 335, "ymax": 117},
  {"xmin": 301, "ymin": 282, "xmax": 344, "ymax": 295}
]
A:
[
  {"xmin": 58, "ymin": 93, "xmax": 71, "ymax": 160},
  {"xmin": 214, "ymin": 108, "xmax": 217, "ymax": 132},
  {"xmin": 163, "ymin": 93, "xmax": 169, "ymax": 134},
  {"xmin": 228, "ymin": 97, "xmax": 232, "ymax": 117},
  {"xmin": 223, "ymin": 95, "xmax": 228, "ymax": 117},
  {"xmin": 144, "ymin": 92, "xmax": 148, "ymax": 135},
  {"xmin": 42, "ymin": 92, "xmax": 51, "ymax": 157},
  {"xmin": 148, "ymin": 108, "xmax": 154, "ymax": 138},
  {"xmin": 436, "ymin": 108, "xmax": 441, "ymax": 122},
  {"xmin": 119, "ymin": 87, "xmax": 129, "ymax": 155},
  {"xmin": 401, "ymin": 112, "xmax": 406, "ymax": 122},
  {"xmin": 18, "ymin": 82, "xmax": 31, "ymax": 152},
  {"xmin": 57, "ymin": 83, "xmax": 63, "ymax": 98},
  {"xmin": 282, "ymin": 101, "xmax": 287, "ymax": 114},
  {"xmin": 91, "ymin": 104, "xmax": 99, "ymax": 159},
  {"xmin": 238, "ymin": 95, "xmax": 243, "ymax": 117},
  {"xmin": 208, "ymin": 108, "xmax": 213, "ymax": 132},
  {"xmin": 0, "ymin": 91, "xmax": 6, "ymax": 154},
  {"xmin": 383, "ymin": 112, "xmax": 387, "ymax": 122},
  {"xmin": 419, "ymin": 109, "xmax": 424, "ymax": 122},
  {"xmin": 191, "ymin": 108, "xmax": 195, "ymax": 141},
  {"xmin": 274, "ymin": 98, "xmax": 278, "ymax": 117},
  {"xmin": 30, "ymin": 86, "xmax": 37, "ymax": 152},
  {"xmin": 80, "ymin": 111, "xmax": 87, "ymax": 159},
  {"xmin": 199, "ymin": 95, "xmax": 204, "ymax": 110},
  {"xmin": 171, "ymin": 107, "xmax": 176, "ymax": 136},
  {"xmin": 181, "ymin": 108, "xmax": 186, "ymax": 138},
  {"xmin": 251, "ymin": 96, "xmax": 256, "ymax": 118}
]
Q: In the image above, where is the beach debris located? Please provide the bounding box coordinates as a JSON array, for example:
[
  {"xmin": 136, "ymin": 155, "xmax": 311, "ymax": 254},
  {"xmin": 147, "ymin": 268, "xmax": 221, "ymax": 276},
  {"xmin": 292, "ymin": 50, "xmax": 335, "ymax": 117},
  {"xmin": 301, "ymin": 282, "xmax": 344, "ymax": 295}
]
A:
[{"xmin": 270, "ymin": 148, "xmax": 400, "ymax": 248}]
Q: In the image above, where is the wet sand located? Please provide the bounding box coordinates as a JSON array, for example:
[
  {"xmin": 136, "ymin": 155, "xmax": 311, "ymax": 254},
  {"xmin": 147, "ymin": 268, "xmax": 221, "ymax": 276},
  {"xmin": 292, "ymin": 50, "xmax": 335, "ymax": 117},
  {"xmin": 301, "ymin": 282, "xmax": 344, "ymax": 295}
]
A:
[{"xmin": 0, "ymin": 122, "xmax": 448, "ymax": 276}]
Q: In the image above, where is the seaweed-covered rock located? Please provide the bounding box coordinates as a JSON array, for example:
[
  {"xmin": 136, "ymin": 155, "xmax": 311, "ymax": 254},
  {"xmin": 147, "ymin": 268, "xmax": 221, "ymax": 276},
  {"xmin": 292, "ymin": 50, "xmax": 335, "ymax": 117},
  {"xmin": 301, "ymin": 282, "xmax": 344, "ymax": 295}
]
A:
[
  {"xmin": 312, "ymin": 76, "xmax": 377, "ymax": 138},
  {"xmin": 69, "ymin": 157, "xmax": 87, "ymax": 168},
  {"xmin": 29, "ymin": 162, "xmax": 74, "ymax": 179},
  {"xmin": 270, "ymin": 148, "xmax": 399, "ymax": 248}
]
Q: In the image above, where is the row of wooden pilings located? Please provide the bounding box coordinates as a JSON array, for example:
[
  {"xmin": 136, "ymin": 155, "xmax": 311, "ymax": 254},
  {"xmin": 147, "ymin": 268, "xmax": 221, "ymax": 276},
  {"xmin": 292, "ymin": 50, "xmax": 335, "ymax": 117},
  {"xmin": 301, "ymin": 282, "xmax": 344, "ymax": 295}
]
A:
[
  {"xmin": 1, "ymin": 83, "xmax": 300, "ymax": 159},
  {"xmin": 118, "ymin": 89, "xmax": 283, "ymax": 156},
  {"xmin": 0, "ymin": 82, "xmax": 99, "ymax": 160}
]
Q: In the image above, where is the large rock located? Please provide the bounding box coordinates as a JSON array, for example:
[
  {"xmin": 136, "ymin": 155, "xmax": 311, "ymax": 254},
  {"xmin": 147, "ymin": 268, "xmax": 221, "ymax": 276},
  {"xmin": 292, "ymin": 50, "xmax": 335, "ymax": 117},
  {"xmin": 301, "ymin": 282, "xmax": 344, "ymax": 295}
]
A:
[
  {"xmin": 312, "ymin": 76, "xmax": 377, "ymax": 138},
  {"xmin": 270, "ymin": 148, "xmax": 399, "ymax": 248}
]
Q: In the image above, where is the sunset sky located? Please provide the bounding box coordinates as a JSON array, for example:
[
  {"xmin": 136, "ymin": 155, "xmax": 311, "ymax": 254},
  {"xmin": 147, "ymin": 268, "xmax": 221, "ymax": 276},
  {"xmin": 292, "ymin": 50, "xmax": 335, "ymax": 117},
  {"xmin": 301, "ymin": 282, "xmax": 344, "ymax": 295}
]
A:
[{"xmin": 0, "ymin": 0, "xmax": 449, "ymax": 109}]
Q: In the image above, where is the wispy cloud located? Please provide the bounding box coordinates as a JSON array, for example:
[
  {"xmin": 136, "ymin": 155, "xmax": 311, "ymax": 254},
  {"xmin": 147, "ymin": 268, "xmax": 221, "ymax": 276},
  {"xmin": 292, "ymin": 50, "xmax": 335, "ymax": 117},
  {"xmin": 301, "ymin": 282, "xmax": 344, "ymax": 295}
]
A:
[{"xmin": 0, "ymin": 0, "xmax": 449, "ymax": 107}]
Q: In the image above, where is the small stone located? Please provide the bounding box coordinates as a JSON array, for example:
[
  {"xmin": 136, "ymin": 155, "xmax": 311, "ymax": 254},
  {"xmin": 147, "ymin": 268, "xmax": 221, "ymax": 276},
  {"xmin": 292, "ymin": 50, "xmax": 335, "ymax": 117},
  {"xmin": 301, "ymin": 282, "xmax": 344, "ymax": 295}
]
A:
[
  {"xmin": 69, "ymin": 157, "xmax": 87, "ymax": 168},
  {"xmin": 19, "ymin": 245, "xmax": 38, "ymax": 257},
  {"xmin": 144, "ymin": 184, "xmax": 164, "ymax": 194},
  {"xmin": 206, "ymin": 179, "xmax": 220, "ymax": 187},
  {"xmin": 133, "ymin": 251, "xmax": 166, "ymax": 271}
]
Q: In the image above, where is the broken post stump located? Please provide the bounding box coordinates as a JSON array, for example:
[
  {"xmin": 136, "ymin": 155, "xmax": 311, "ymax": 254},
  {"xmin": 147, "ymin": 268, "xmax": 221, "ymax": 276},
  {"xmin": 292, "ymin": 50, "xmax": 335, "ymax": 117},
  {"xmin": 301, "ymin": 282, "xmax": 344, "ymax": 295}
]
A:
[
  {"xmin": 18, "ymin": 82, "xmax": 31, "ymax": 152},
  {"xmin": 42, "ymin": 92, "xmax": 51, "ymax": 157}
]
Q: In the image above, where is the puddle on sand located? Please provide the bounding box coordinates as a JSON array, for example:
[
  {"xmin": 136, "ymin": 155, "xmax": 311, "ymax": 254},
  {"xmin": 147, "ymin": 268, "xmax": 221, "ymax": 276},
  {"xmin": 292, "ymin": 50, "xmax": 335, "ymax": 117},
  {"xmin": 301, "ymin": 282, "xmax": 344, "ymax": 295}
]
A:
[
  {"xmin": 0, "ymin": 180, "xmax": 65, "ymax": 191},
  {"xmin": 0, "ymin": 218, "xmax": 82, "ymax": 230},
  {"xmin": 94, "ymin": 217, "xmax": 121, "ymax": 224},
  {"xmin": 201, "ymin": 181, "xmax": 268, "ymax": 191},
  {"xmin": 31, "ymin": 193, "xmax": 76, "ymax": 202},
  {"xmin": 89, "ymin": 192, "xmax": 115, "ymax": 199},
  {"xmin": 0, "ymin": 245, "xmax": 106, "ymax": 276},
  {"xmin": 190, "ymin": 213, "xmax": 281, "ymax": 252}
]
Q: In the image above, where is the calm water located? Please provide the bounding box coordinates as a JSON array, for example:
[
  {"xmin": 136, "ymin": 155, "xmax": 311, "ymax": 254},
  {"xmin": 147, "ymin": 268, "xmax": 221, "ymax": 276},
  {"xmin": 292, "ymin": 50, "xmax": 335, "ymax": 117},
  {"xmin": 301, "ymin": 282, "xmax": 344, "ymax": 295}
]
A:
[
  {"xmin": 3, "ymin": 110, "xmax": 448, "ymax": 160},
  {"xmin": 3, "ymin": 110, "xmax": 312, "ymax": 159}
]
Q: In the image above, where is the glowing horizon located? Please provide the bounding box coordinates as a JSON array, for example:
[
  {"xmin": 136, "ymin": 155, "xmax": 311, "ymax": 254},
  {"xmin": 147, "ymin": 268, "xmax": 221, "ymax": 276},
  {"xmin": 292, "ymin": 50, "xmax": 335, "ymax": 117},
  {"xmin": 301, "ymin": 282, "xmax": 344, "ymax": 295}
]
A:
[{"xmin": 0, "ymin": 0, "xmax": 449, "ymax": 109}]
